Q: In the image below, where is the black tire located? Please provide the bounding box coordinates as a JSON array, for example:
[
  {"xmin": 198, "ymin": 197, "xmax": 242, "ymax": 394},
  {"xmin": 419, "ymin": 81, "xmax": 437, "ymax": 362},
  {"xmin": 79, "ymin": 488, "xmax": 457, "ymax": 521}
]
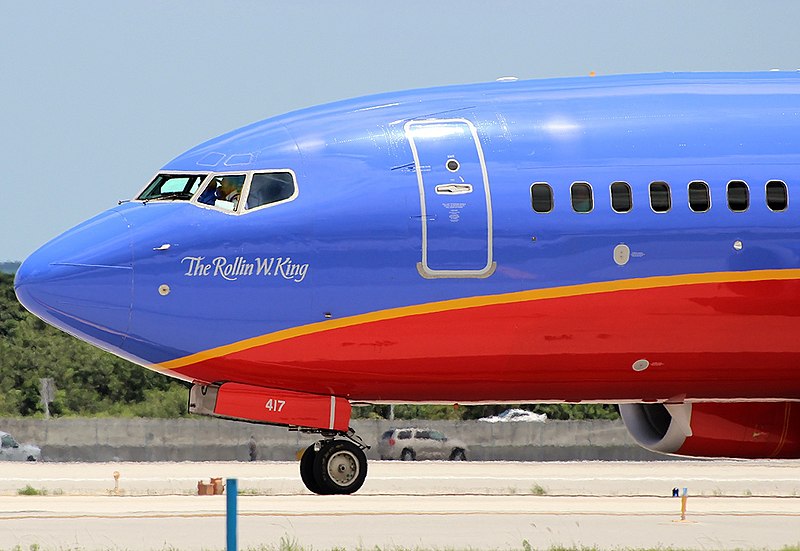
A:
[
  {"xmin": 312, "ymin": 440, "xmax": 368, "ymax": 495},
  {"xmin": 449, "ymin": 448, "xmax": 466, "ymax": 461},
  {"xmin": 400, "ymin": 448, "xmax": 415, "ymax": 461},
  {"xmin": 26, "ymin": 456, "xmax": 37, "ymax": 462},
  {"xmin": 299, "ymin": 444, "xmax": 325, "ymax": 495}
]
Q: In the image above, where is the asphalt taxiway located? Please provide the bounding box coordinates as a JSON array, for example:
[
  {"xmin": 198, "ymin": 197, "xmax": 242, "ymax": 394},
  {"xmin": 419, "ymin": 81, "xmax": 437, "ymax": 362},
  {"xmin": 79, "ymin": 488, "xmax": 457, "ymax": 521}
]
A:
[{"xmin": 1, "ymin": 460, "xmax": 799, "ymax": 550}]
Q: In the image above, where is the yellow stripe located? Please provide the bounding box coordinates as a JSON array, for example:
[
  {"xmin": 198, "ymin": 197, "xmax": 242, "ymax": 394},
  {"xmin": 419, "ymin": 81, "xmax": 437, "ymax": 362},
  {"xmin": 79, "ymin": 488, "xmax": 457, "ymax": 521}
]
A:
[{"xmin": 159, "ymin": 268, "xmax": 800, "ymax": 371}]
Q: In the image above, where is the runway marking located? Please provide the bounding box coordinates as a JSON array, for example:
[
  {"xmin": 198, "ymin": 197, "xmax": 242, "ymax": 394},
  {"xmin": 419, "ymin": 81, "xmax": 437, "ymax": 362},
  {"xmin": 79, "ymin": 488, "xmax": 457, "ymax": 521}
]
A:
[
  {"xmin": 367, "ymin": 476, "xmax": 800, "ymax": 482},
  {"xmin": 6, "ymin": 475, "xmax": 800, "ymax": 483},
  {"xmin": 3, "ymin": 511, "xmax": 800, "ymax": 521}
]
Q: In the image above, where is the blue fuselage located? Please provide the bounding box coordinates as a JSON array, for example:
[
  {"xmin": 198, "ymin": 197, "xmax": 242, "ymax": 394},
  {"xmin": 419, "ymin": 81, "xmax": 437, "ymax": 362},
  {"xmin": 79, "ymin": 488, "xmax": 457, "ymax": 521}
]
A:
[{"xmin": 15, "ymin": 72, "xmax": 800, "ymax": 403}]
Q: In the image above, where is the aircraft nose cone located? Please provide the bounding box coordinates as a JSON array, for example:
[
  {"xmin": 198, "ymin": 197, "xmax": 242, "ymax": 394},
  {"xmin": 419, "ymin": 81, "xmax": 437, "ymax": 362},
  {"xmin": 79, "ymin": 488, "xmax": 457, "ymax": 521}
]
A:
[{"xmin": 15, "ymin": 210, "xmax": 133, "ymax": 351}]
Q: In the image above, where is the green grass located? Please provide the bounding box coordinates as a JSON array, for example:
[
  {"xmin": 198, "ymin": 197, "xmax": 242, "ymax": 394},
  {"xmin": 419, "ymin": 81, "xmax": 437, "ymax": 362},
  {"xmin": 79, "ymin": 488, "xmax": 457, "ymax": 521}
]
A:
[
  {"xmin": 16, "ymin": 485, "xmax": 47, "ymax": 496},
  {"xmin": 530, "ymin": 483, "xmax": 548, "ymax": 496}
]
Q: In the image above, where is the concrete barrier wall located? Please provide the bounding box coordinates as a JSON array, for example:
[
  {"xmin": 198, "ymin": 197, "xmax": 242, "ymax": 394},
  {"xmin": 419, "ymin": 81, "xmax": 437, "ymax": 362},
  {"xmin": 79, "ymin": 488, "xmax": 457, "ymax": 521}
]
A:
[{"xmin": 0, "ymin": 417, "xmax": 669, "ymax": 462}]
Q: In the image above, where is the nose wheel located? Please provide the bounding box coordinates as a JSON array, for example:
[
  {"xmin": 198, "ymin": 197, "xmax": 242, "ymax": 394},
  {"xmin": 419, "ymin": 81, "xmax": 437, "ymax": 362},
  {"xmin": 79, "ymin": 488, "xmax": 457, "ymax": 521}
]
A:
[{"xmin": 300, "ymin": 439, "xmax": 368, "ymax": 495}]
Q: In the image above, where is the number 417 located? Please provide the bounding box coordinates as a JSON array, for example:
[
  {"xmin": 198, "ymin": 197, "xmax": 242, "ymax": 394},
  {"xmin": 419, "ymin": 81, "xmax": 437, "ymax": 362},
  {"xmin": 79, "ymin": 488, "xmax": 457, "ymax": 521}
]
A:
[{"xmin": 265, "ymin": 399, "xmax": 286, "ymax": 412}]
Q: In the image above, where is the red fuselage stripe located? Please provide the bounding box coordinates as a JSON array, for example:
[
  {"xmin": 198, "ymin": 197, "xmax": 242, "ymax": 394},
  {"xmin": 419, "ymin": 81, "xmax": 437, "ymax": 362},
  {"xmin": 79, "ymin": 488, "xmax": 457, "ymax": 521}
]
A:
[{"xmin": 166, "ymin": 271, "xmax": 800, "ymax": 402}]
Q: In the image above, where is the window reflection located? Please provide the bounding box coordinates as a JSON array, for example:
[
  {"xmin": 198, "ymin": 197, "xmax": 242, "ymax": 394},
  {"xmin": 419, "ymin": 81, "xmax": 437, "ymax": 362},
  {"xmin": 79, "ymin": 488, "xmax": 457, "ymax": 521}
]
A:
[{"xmin": 246, "ymin": 172, "xmax": 296, "ymax": 210}]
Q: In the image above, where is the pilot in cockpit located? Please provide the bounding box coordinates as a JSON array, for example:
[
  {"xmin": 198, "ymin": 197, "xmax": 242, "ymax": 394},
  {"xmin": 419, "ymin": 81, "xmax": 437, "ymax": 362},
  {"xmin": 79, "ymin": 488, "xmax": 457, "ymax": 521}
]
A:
[
  {"xmin": 198, "ymin": 180, "xmax": 218, "ymax": 205},
  {"xmin": 216, "ymin": 177, "xmax": 242, "ymax": 209},
  {"xmin": 198, "ymin": 176, "xmax": 243, "ymax": 210}
]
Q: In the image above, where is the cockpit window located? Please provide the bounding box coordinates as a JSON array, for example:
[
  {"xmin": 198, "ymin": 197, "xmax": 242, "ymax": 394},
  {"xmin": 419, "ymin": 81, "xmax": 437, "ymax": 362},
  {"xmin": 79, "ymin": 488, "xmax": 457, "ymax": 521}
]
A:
[
  {"xmin": 151, "ymin": 170, "xmax": 299, "ymax": 214},
  {"xmin": 137, "ymin": 174, "xmax": 207, "ymax": 201},
  {"xmin": 246, "ymin": 172, "xmax": 296, "ymax": 210},
  {"xmin": 197, "ymin": 174, "xmax": 246, "ymax": 211}
]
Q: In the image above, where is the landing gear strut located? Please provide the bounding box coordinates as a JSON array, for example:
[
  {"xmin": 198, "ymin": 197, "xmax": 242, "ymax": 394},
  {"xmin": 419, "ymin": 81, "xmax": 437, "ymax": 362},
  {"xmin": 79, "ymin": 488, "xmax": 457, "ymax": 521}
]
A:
[{"xmin": 299, "ymin": 429, "xmax": 369, "ymax": 495}]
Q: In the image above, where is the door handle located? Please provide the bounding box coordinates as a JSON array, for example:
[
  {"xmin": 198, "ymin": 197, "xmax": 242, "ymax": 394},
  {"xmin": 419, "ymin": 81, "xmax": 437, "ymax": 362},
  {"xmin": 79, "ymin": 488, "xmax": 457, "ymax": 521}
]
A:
[{"xmin": 435, "ymin": 183, "xmax": 473, "ymax": 195}]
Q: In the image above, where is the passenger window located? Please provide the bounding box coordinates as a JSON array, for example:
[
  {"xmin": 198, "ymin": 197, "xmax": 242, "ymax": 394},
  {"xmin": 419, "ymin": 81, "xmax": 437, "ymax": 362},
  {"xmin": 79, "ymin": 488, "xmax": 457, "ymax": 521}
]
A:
[
  {"xmin": 727, "ymin": 180, "xmax": 749, "ymax": 212},
  {"xmin": 610, "ymin": 181, "xmax": 632, "ymax": 213},
  {"xmin": 530, "ymin": 183, "xmax": 553, "ymax": 213},
  {"xmin": 649, "ymin": 182, "xmax": 671, "ymax": 213},
  {"xmin": 766, "ymin": 180, "xmax": 788, "ymax": 211},
  {"xmin": 246, "ymin": 172, "xmax": 296, "ymax": 210},
  {"xmin": 571, "ymin": 182, "xmax": 593, "ymax": 213},
  {"xmin": 688, "ymin": 181, "xmax": 711, "ymax": 212},
  {"xmin": 430, "ymin": 431, "xmax": 446, "ymax": 441},
  {"xmin": 416, "ymin": 430, "xmax": 431, "ymax": 439},
  {"xmin": 397, "ymin": 430, "xmax": 411, "ymax": 440}
]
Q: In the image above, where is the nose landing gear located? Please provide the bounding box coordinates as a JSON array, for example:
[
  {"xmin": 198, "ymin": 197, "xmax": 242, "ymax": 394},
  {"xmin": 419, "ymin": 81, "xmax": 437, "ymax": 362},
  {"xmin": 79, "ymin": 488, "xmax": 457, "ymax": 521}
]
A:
[
  {"xmin": 187, "ymin": 382, "xmax": 368, "ymax": 494},
  {"xmin": 299, "ymin": 430, "xmax": 369, "ymax": 494}
]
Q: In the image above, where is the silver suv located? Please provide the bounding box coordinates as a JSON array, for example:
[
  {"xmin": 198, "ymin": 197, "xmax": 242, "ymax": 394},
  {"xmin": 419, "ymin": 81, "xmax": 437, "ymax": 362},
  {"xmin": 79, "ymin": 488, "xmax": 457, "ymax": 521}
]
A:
[{"xmin": 378, "ymin": 428, "xmax": 467, "ymax": 461}]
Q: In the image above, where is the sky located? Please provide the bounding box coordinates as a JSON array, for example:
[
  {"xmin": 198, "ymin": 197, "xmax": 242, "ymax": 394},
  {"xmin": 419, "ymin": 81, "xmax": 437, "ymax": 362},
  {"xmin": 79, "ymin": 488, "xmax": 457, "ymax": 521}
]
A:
[{"xmin": 2, "ymin": 0, "xmax": 800, "ymax": 261}]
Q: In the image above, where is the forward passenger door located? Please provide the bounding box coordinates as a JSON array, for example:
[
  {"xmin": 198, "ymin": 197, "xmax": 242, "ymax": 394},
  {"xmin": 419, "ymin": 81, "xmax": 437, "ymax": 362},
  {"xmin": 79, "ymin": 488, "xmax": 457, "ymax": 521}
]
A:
[{"xmin": 406, "ymin": 119, "xmax": 495, "ymax": 278}]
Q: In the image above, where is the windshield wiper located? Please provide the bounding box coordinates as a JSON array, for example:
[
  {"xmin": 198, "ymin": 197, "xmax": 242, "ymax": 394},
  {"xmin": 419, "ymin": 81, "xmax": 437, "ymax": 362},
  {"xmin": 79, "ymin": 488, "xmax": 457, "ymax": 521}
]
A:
[{"xmin": 150, "ymin": 191, "xmax": 194, "ymax": 201}]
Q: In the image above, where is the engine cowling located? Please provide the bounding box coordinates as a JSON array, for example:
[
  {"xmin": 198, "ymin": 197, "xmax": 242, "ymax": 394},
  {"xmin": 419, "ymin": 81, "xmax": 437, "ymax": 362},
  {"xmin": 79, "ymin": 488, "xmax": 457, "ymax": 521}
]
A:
[{"xmin": 619, "ymin": 402, "xmax": 800, "ymax": 459}]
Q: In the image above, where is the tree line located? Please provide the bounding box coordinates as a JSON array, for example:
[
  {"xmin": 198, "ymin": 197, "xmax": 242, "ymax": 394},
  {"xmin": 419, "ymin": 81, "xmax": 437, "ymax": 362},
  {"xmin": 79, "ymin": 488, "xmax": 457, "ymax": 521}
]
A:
[
  {"xmin": 0, "ymin": 272, "xmax": 617, "ymax": 420},
  {"xmin": 0, "ymin": 272, "xmax": 187, "ymax": 417}
]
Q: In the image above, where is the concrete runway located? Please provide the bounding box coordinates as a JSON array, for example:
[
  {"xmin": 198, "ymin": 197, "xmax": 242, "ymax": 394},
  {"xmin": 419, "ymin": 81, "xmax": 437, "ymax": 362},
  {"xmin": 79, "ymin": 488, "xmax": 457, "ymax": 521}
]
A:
[{"xmin": 1, "ymin": 460, "xmax": 799, "ymax": 550}]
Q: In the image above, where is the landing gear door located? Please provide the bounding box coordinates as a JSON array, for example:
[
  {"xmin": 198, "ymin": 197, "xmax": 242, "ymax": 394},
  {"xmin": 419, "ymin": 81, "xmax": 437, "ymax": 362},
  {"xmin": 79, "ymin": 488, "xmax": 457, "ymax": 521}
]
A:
[{"xmin": 406, "ymin": 119, "xmax": 495, "ymax": 278}]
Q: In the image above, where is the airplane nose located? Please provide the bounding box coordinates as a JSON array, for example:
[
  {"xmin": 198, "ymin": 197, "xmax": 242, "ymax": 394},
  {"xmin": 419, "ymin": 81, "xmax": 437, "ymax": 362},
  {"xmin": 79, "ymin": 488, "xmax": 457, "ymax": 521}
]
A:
[{"xmin": 15, "ymin": 210, "xmax": 133, "ymax": 351}]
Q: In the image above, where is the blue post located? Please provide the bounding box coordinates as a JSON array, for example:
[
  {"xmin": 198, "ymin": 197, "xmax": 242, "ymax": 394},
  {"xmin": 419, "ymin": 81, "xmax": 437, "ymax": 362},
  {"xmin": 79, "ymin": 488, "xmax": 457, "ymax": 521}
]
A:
[{"xmin": 227, "ymin": 478, "xmax": 238, "ymax": 551}]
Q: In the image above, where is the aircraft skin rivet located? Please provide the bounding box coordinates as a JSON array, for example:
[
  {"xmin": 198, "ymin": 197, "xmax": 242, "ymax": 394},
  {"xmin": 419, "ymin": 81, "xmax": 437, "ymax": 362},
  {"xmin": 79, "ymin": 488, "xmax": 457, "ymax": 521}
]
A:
[
  {"xmin": 158, "ymin": 284, "xmax": 170, "ymax": 296},
  {"xmin": 632, "ymin": 359, "xmax": 650, "ymax": 372}
]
